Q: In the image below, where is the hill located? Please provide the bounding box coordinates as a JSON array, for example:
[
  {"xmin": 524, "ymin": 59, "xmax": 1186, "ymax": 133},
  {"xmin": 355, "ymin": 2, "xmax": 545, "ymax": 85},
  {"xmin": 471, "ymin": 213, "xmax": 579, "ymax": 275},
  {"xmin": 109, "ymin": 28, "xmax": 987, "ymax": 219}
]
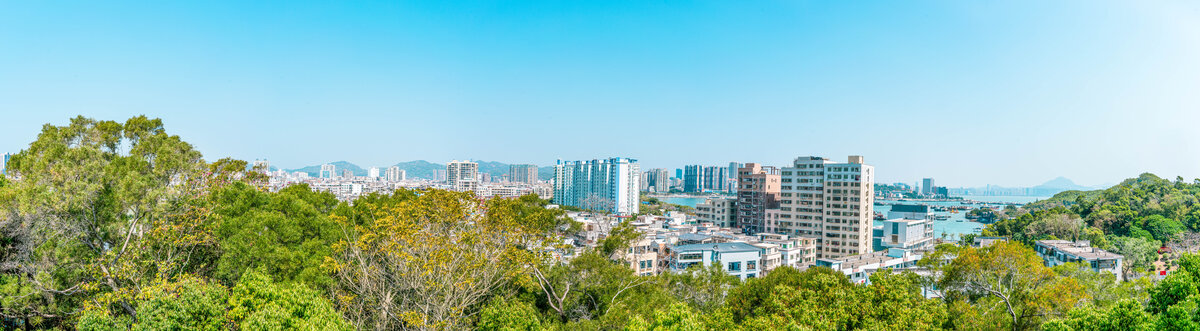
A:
[{"xmin": 286, "ymin": 161, "xmax": 367, "ymax": 177}]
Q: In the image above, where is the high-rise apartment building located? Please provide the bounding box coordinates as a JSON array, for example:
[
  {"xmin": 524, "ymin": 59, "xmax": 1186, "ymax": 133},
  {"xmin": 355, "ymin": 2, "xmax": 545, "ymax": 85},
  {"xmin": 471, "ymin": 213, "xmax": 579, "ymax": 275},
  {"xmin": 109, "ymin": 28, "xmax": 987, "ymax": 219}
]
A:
[
  {"xmin": 553, "ymin": 157, "xmax": 640, "ymax": 215},
  {"xmin": 922, "ymin": 178, "xmax": 935, "ymax": 195},
  {"xmin": 341, "ymin": 169, "xmax": 354, "ymax": 179},
  {"xmin": 432, "ymin": 169, "xmax": 446, "ymax": 182},
  {"xmin": 1, "ymin": 153, "xmax": 10, "ymax": 176},
  {"xmin": 385, "ymin": 166, "xmax": 405, "ymax": 182},
  {"xmin": 683, "ymin": 165, "xmax": 705, "ymax": 193},
  {"xmin": 736, "ymin": 163, "xmax": 781, "ymax": 234},
  {"xmin": 778, "ymin": 155, "xmax": 874, "ymax": 259},
  {"xmin": 509, "ymin": 164, "xmax": 539, "ymax": 184},
  {"xmin": 728, "ymin": 162, "xmax": 743, "ymax": 192},
  {"xmin": 368, "ymin": 167, "xmax": 381, "ymax": 178},
  {"xmin": 447, "ymin": 160, "xmax": 479, "ymax": 192},
  {"xmin": 639, "ymin": 171, "xmax": 651, "ymax": 191},
  {"xmin": 646, "ymin": 168, "xmax": 670, "ymax": 193},
  {"xmin": 704, "ymin": 166, "xmax": 729, "ymax": 192},
  {"xmin": 320, "ymin": 164, "xmax": 336, "ymax": 178}
]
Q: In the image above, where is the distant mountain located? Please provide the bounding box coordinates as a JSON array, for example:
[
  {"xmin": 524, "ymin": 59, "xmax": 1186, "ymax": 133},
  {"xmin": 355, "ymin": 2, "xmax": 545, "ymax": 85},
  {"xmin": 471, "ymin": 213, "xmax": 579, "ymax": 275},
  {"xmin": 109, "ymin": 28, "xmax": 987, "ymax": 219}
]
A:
[
  {"xmin": 952, "ymin": 176, "xmax": 1106, "ymax": 197},
  {"xmin": 392, "ymin": 160, "xmax": 443, "ymax": 179},
  {"xmin": 1032, "ymin": 177, "xmax": 1090, "ymax": 191},
  {"xmin": 286, "ymin": 161, "xmax": 367, "ymax": 177},
  {"xmin": 1026, "ymin": 177, "xmax": 1093, "ymax": 197},
  {"xmin": 285, "ymin": 160, "xmax": 556, "ymax": 180}
]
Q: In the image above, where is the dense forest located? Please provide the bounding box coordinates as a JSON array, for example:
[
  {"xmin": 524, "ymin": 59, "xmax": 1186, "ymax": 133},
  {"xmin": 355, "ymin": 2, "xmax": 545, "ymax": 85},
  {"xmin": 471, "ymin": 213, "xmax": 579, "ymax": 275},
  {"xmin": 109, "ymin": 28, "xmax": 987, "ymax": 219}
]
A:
[{"xmin": 3, "ymin": 116, "xmax": 1200, "ymax": 330}]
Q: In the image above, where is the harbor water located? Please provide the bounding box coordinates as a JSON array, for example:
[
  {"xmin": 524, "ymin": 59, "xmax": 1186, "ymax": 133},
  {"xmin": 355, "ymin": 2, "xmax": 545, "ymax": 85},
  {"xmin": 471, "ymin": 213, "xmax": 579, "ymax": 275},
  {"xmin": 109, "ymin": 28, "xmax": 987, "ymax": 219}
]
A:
[{"xmin": 660, "ymin": 195, "xmax": 1051, "ymax": 241}]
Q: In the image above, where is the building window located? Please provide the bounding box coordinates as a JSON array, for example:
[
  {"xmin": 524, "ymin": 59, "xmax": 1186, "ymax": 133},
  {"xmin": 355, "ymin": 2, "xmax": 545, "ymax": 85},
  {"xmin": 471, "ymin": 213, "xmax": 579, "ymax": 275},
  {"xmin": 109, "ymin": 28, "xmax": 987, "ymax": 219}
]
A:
[
  {"xmin": 747, "ymin": 260, "xmax": 757, "ymax": 271},
  {"xmin": 728, "ymin": 262, "xmax": 741, "ymax": 271}
]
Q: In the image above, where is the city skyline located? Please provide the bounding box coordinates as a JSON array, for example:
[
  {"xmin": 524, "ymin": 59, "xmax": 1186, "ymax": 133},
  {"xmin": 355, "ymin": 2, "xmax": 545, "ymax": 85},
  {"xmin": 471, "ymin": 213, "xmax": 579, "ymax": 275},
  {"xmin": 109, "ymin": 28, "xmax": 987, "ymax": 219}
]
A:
[{"xmin": 4, "ymin": 1, "xmax": 1200, "ymax": 188}]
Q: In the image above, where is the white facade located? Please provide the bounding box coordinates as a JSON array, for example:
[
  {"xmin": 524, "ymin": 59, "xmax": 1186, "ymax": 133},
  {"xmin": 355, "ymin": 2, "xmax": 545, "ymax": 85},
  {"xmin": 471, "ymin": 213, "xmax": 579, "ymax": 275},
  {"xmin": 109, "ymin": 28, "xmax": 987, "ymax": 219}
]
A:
[
  {"xmin": 1035, "ymin": 240, "xmax": 1124, "ymax": 281},
  {"xmin": 553, "ymin": 157, "xmax": 640, "ymax": 215},
  {"xmin": 368, "ymin": 167, "xmax": 381, "ymax": 178},
  {"xmin": 446, "ymin": 160, "xmax": 479, "ymax": 192},
  {"xmin": 816, "ymin": 248, "xmax": 922, "ymax": 284},
  {"xmin": 879, "ymin": 218, "xmax": 935, "ymax": 250},
  {"xmin": 670, "ymin": 243, "xmax": 763, "ymax": 279},
  {"xmin": 778, "ymin": 155, "xmax": 874, "ymax": 259},
  {"xmin": 320, "ymin": 164, "xmax": 336, "ymax": 178},
  {"xmin": 385, "ymin": 166, "xmax": 406, "ymax": 182}
]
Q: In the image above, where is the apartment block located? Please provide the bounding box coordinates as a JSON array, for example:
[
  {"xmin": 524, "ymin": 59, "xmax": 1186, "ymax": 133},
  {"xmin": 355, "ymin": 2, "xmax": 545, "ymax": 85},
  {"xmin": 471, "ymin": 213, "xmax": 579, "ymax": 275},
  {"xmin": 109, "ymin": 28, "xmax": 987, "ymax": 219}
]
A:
[
  {"xmin": 385, "ymin": 166, "xmax": 405, "ymax": 182},
  {"xmin": 1035, "ymin": 240, "xmax": 1124, "ymax": 281},
  {"xmin": 695, "ymin": 198, "xmax": 737, "ymax": 228},
  {"xmin": 778, "ymin": 155, "xmax": 874, "ymax": 259},
  {"xmin": 704, "ymin": 166, "xmax": 729, "ymax": 192},
  {"xmin": 509, "ymin": 164, "xmax": 539, "ymax": 184},
  {"xmin": 736, "ymin": 163, "xmax": 781, "ymax": 234},
  {"xmin": 320, "ymin": 164, "xmax": 336, "ymax": 178},
  {"xmin": 553, "ymin": 157, "xmax": 641, "ymax": 215},
  {"xmin": 683, "ymin": 165, "xmax": 705, "ymax": 193},
  {"xmin": 670, "ymin": 243, "xmax": 762, "ymax": 280},
  {"xmin": 447, "ymin": 160, "xmax": 479, "ymax": 192}
]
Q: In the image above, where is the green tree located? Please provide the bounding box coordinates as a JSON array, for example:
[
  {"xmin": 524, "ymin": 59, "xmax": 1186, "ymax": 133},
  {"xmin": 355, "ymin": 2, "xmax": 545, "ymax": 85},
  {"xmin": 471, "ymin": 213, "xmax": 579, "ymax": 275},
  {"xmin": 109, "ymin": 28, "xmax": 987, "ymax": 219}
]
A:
[
  {"xmin": 1, "ymin": 116, "xmax": 218, "ymax": 327},
  {"xmin": 212, "ymin": 182, "xmax": 340, "ymax": 289},
  {"xmin": 1041, "ymin": 299, "xmax": 1153, "ymax": 331},
  {"xmin": 937, "ymin": 241, "xmax": 1086, "ymax": 330},
  {"xmin": 477, "ymin": 298, "xmax": 543, "ymax": 331},
  {"xmin": 226, "ymin": 271, "xmax": 351, "ymax": 330}
]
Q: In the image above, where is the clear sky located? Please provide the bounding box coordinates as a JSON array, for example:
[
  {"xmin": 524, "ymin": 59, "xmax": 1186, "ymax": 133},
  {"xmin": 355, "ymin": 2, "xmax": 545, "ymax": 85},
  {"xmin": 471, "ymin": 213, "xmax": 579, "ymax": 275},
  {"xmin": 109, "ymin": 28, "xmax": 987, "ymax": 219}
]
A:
[{"xmin": 3, "ymin": 1, "xmax": 1199, "ymax": 188}]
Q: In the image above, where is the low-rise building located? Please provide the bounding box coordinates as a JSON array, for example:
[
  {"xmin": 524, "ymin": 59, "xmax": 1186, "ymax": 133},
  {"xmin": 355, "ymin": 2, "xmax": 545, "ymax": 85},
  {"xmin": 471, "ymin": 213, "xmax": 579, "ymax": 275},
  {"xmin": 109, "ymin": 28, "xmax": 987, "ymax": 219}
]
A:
[
  {"xmin": 972, "ymin": 236, "xmax": 1007, "ymax": 248},
  {"xmin": 670, "ymin": 242, "xmax": 763, "ymax": 279},
  {"xmin": 1035, "ymin": 240, "xmax": 1124, "ymax": 281},
  {"xmin": 758, "ymin": 233, "xmax": 818, "ymax": 269},
  {"xmin": 750, "ymin": 242, "xmax": 783, "ymax": 273},
  {"xmin": 623, "ymin": 238, "xmax": 662, "ymax": 276},
  {"xmin": 877, "ymin": 218, "xmax": 935, "ymax": 250},
  {"xmin": 815, "ymin": 248, "xmax": 923, "ymax": 284}
]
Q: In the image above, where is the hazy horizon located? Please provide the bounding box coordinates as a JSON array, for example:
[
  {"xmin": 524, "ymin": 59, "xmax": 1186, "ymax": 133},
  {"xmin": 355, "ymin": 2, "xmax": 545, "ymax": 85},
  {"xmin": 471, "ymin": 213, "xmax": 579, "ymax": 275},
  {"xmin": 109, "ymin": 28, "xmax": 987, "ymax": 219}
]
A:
[{"xmin": 4, "ymin": 1, "xmax": 1200, "ymax": 188}]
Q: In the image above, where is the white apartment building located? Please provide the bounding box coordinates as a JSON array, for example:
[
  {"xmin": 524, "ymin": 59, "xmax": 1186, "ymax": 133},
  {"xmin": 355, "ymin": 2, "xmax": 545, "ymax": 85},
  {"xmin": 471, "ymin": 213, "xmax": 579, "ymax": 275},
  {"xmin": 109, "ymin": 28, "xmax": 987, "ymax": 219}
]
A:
[
  {"xmin": 368, "ymin": 167, "xmax": 381, "ymax": 178},
  {"xmin": 778, "ymin": 155, "xmax": 874, "ymax": 259},
  {"xmin": 385, "ymin": 166, "xmax": 405, "ymax": 182},
  {"xmin": 553, "ymin": 157, "xmax": 640, "ymax": 215},
  {"xmin": 670, "ymin": 242, "xmax": 763, "ymax": 280},
  {"xmin": 878, "ymin": 218, "xmax": 935, "ymax": 251},
  {"xmin": 446, "ymin": 160, "xmax": 479, "ymax": 192},
  {"xmin": 1035, "ymin": 240, "xmax": 1124, "ymax": 281},
  {"xmin": 319, "ymin": 164, "xmax": 336, "ymax": 178},
  {"xmin": 758, "ymin": 233, "xmax": 818, "ymax": 269},
  {"xmin": 695, "ymin": 198, "xmax": 737, "ymax": 228},
  {"xmin": 816, "ymin": 247, "xmax": 922, "ymax": 284}
]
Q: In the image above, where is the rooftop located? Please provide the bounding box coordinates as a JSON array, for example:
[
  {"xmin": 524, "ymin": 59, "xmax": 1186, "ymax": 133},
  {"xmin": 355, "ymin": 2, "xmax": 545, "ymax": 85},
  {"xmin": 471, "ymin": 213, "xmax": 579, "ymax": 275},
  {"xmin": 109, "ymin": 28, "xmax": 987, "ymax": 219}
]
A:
[
  {"xmin": 882, "ymin": 218, "xmax": 927, "ymax": 224},
  {"xmin": 673, "ymin": 242, "xmax": 760, "ymax": 253},
  {"xmin": 1036, "ymin": 240, "xmax": 1124, "ymax": 260},
  {"xmin": 817, "ymin": 248, "xmax": 920, "ymax": 270},
  {"xmin": 890, "ymin": 204, "xmax": 929, "ymax": 213}
]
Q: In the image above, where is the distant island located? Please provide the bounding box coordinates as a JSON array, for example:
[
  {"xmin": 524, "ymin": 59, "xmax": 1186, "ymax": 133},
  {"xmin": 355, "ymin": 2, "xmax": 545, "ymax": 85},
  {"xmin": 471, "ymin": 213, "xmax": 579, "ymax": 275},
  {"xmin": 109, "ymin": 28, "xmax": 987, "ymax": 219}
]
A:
[{"xmin": 948, "ymin": 176, "xmax": 1110, "ymax": 197}]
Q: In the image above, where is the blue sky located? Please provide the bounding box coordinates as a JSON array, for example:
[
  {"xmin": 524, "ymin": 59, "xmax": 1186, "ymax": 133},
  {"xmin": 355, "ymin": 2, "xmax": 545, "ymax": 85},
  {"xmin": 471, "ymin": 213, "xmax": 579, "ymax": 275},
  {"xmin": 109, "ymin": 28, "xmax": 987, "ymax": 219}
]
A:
[{"xmin": 2, "ymin": 1, "xmax": 1199, "ymax": 187}]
